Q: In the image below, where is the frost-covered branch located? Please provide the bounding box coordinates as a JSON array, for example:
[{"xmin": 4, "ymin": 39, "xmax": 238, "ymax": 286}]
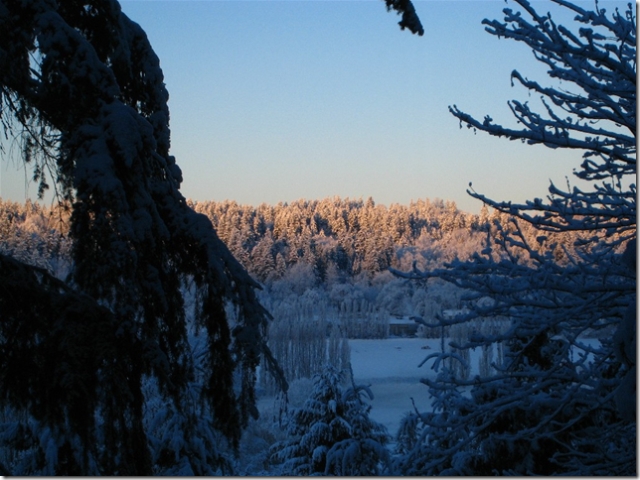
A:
[
  {"xmin": 395, "ymin": 0, "xmax": 636, "ymax": 474},
  {"xmin": 449, "ymin": 0, "xmax": 635, "ymax": 234}
]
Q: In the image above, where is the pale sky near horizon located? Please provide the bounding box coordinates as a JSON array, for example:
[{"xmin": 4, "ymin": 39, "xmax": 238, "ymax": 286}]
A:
[{"xmin": 0, "ymin": 0, "xmax": 626, "ymax": 214}]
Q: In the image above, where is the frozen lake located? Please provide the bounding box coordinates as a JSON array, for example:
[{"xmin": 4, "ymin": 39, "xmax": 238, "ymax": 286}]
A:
[
  {"xmin": 259, "ymin": 335, "xmax": 602, "ymax": 439},
  {"xmin": 349, "ymin": 337, "xmax": 450, "ymax": 436}
]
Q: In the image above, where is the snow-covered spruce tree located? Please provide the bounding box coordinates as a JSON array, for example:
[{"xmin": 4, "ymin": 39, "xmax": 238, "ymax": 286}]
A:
[
  {"xmin": 269, "ymin": 366, "xmax": 390, "ymax": 476},
  {"xmin": 0, "ymin": 1, "xmax": 422, "ymax": 474},
  {"xmin": 0, "ymin": 0, "xmax": 289, "ymax": 474},
  {"xmin": 392, "ymin": 0, "xmax": 635, "ymax": 475}
]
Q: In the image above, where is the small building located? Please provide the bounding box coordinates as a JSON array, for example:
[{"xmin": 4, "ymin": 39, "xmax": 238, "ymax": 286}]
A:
[{"xmin": 388, "ymin": 317, "xmax": 418, "ymax": 337}]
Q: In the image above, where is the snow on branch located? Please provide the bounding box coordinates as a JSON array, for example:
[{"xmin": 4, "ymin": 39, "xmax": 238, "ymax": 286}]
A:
[
  {"xmin": 0, "ymin": 0, "xmax": 286, "ymax": 473},
  {"xmin": 394, "ymin": 2, "xmax": 635, "ymax": 472},
  {"xmin": 450, "ymin": 0, "xmax": 635, "ymax": 181}
]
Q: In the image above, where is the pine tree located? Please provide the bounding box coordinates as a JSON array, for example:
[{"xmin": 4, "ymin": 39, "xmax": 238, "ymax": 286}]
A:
[{"xmin": 250, "ymin": 230, "xmax": 277, "ymax": 282}]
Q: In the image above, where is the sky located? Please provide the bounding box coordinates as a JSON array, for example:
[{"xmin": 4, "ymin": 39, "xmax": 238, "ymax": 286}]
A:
[{"xmin": 0, "ymin": 0, "xmax": 626, "ymax": 214}]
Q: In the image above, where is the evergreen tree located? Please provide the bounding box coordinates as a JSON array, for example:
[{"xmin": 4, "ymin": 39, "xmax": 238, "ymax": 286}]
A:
[
  {"xmin": 0, "ymin": 1, "xmax": 423, "ymax": 473},
  {"xmin": 269, "ymin": 366, "xmax": 390, "ymax": 476},
  {"xmin": 0, "ymin": 0, "xmax": 286, "ymax": 474},
  {"xmin": 394, "ymin": 0, "xmax": 635, "ymax": 475},
  {"xmin": 250, "ymin": 230, "xmax": 277, "ymax": 283}
]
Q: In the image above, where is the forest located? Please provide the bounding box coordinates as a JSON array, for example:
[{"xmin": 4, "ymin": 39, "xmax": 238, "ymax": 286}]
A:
[
  {"xmin": 0, "ymin": 194, "xmax": 586, "ymax": 333},
  {"xmin": 0, "ymin": 192, "xmax": 629, "ymax": 473},
  {"xmin": 0, "ymin": 0, "xmax": 635, "ymax": 475}
]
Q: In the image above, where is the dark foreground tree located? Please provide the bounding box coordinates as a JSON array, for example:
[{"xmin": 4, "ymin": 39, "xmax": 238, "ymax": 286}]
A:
[
  {"xmin": 0, "ymin": 0, "xmax": 288, "ymax": 473},
  {"xmin": 393, "ymin": 0, "xmax": 635, "ymax": 475},
  {"xmin": 0, "ymin": 0, "xmax": 422, "ymax": 474}
]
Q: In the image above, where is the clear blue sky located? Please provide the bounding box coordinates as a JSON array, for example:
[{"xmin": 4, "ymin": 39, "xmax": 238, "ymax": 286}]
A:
[{"xmin": 0, "ymin": 0, "xmax": 624, "ymax": 214}]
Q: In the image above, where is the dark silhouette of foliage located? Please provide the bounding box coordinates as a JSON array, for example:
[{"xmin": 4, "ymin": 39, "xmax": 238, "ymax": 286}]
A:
[
  {"xmin": 0, "ymin": 0, "xmax": 423, "ymax": 474},
  {"xmin": 394, "ymin": 0, "xmax": 636, "ymax": 475},
  {"xmin": 383, "ymin": 0, "xmax": 424, "ymax": 35},
  {"xmin": 0, "ymin": 0, "xmax": 285, "ymax": 474}
]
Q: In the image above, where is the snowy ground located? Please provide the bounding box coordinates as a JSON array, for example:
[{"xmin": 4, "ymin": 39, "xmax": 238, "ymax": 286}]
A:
[
  {"xmin": 255, "ymin": 337, "xmax": 450, "ymax": 438},
  {"xmin": 256, "ymin": 337, "xmax": 485, "ymax": 438},
  {"xmin": 349, "ymin": 337, "xmax": 486, "ymax": 436},
  {"xmin": 349, "ymin": 337, "xmax": 437, "ymax": 435},
  {"xmin": 258, "ymin": 335, "xmax": 601, "ymax": 439}
]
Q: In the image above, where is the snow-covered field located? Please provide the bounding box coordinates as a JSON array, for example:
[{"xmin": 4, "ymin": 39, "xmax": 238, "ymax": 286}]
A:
[
  {"xmin": 349, "ymin": 338, "xmax": 436, "ymax": 435},
  {"xmin": 350, "ymin": 337, "xmax": 481, "ymax": 435},
  {"xmin": 259, "ymin": 335, "xmax": 601, "ymax": 438},
  {"xmin": 256, "ymin": 337, "xmax": 486, "ymax": 437},
  {"xmin": 255, "ymin": 338, "xmax": 451, "ymax": 437}
]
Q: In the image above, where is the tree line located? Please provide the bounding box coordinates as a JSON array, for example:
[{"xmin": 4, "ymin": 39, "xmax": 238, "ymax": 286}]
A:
[
  {"xmin": 189, "ymin": 196, "xmax": 583, "ymax": 286},
  {"xmin": 0, "ymin": 194, "xmax": 586, "ymax": 323}
]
